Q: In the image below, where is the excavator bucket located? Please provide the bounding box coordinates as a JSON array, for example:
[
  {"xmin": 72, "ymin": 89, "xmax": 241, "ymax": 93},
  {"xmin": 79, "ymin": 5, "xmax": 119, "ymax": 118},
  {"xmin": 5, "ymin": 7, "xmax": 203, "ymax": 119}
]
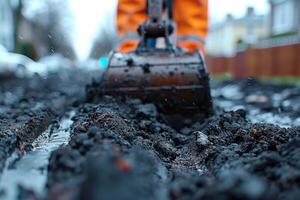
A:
[
  {"xmin": 86, "ymin": 0, "xmax": 213, "ymax": 127},
  {"xmin": 86, "ymin": 50, "xmax": 213, "ymax": 118}
]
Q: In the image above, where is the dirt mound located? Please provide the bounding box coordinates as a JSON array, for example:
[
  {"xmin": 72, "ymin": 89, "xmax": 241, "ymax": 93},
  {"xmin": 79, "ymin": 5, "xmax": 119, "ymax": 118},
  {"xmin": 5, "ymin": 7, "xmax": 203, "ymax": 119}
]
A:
[{"xmin": 44, "ymin": 94, "xmax": 300, "ymax": 200}]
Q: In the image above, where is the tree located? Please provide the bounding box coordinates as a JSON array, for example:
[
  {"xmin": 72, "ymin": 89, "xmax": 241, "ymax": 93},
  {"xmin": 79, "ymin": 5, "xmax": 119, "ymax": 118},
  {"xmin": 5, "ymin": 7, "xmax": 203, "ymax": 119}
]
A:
[{"xmin": 10, "ymin": 0, "xmax": 23, "ymax": 52}]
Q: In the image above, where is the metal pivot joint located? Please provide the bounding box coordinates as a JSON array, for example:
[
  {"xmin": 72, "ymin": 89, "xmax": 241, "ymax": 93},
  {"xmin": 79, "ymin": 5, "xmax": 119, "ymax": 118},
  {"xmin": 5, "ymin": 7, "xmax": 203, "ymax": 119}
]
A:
[{"xmin": 137, "ymin": 0, "xmax": 174, "ymax": 52}]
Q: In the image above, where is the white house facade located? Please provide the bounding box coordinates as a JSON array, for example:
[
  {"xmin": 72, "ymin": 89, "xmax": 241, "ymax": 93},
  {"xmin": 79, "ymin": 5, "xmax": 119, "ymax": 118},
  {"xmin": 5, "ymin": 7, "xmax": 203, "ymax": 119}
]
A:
[
  {"xmin": 206, "ymin": 8, "xmax": 268, "ymax": 57},
  {"xmin": 269, "ymin": 0, "xmax": 300, "ymax": 35}
]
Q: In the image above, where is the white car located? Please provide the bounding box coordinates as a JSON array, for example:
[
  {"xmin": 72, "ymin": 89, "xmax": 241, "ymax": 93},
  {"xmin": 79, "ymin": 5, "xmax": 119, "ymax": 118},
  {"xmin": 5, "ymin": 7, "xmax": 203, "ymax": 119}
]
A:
[{"xmin": 0, "ymin": 45, "xmax": 47, "ymax": 77}]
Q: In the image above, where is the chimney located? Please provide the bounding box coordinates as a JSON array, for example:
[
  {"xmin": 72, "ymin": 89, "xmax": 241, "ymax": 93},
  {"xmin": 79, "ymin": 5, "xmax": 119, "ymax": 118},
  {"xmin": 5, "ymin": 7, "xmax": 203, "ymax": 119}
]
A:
[
  {"xmin": 247, "ymin": 7, "xmax": 255, "ymax": 16},
  {"xmin": 226, "ymin": 14, "xmax": 233, "ymax": 21}
]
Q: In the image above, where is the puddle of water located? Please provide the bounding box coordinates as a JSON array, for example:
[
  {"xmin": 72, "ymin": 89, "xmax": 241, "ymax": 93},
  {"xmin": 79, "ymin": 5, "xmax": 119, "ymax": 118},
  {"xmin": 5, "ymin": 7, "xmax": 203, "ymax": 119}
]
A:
[
  {"xmin": 212, "ymin": 85, "xmax": 244, "ymax": 100},
  {"xmin": 0, "ymin": 111, "xmax": 75, "ymax": 200},
  {"xmin": 248, "ymin": 109, "xmax": 294, "ymax": 128},
  {"xmin": 216, "ymin": 100, "xmax": 245, "ymax": 112},
  {"xmin": 293, "ymin": 118, "xmax": 300, "ymax": 127},
  {"xmin": 196, "ymin": 164, "xmax": 208, "ymax": 175},
  {"xmin": 213, "ymin": 86, "xmax": 297, "ymax": 128}
]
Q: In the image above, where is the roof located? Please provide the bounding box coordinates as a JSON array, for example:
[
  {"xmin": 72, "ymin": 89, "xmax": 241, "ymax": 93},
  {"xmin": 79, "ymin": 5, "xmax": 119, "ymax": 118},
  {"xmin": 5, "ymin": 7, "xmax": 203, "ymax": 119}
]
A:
[{"xmin": 209, "ymin": 14, "xmax": 267, "ymax": 31}]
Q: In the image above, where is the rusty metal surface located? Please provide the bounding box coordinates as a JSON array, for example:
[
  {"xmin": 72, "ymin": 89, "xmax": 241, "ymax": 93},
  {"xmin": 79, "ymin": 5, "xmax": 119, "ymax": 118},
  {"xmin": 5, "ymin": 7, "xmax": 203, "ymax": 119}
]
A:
[{"xmin": 96, "ymin": 51, "xmax": 213, "ymax": 116}]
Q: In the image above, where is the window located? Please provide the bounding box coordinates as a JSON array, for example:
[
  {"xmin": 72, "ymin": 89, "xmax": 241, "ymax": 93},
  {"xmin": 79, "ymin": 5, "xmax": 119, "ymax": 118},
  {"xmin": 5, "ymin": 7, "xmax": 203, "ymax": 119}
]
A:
[
  {"xmin": 272, "ymin": 0, "xmax": 294, "ymax": 34},
  {"xmin": 247, "ymin": 23, "xmax": 255, "ymax": 35}
]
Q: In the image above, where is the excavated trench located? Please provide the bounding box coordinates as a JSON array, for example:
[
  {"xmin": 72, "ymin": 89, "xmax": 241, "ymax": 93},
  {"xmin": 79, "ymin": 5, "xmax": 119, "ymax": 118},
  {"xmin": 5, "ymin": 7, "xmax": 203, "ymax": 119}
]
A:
[
  {"xmin": 0, "ymin": 70, "xmax": 300, "ymax": 200},
  {"xmin": 0, "ymin": 111, "xmax": 74, "ymax": 200}
]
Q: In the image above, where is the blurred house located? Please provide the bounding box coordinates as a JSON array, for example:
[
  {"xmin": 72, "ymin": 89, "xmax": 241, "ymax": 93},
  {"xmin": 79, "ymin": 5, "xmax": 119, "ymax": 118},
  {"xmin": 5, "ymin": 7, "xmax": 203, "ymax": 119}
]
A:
[
  {"xmin": 206, "ymin": 7, "xmax": 268, "ymax": 57},
  {"xmin": 206, "ymin": 1, "xmax": 300, "ymax": 78},
  {"xmin": 269, "ymin": 0, "xmax": 300, "ymax": 36},
  {"xmin": 0, "ymin": 0, "xmax": 14, "ymax": 51},
  {"xmin": 254, "ymin": 0, "xmax": 300, "ymax": 48}
]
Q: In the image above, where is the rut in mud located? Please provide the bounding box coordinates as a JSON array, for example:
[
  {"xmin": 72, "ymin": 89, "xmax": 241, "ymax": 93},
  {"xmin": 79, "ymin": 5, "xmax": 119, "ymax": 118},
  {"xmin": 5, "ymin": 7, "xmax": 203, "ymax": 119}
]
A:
[
  {"xmin": 0, "ymin": 70, "xmax": 300, "ymax": 200},
  {"xmin": 0, "ymin": 69, "xmax": 92, "ymax": 199}
]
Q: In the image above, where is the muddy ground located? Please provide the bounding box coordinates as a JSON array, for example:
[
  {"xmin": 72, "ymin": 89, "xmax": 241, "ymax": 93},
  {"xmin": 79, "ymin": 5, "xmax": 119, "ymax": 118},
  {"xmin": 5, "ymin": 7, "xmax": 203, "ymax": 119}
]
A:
[{"xmin": 0, "ymin": 69, "xmax": 300, "ymax": 200}]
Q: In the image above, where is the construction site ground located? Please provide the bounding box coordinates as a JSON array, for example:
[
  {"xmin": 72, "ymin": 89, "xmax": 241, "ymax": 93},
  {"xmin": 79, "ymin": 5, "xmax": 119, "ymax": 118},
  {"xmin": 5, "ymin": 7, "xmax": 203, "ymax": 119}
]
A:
[{"xmin": 0, "ymin": 68, "xmax": 300, "ymax": 200}]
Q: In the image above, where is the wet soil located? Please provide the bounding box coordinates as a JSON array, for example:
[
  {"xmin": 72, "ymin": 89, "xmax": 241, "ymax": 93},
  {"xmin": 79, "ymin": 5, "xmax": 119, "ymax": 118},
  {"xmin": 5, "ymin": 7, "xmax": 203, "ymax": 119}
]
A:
[
  {"xmin": 0, "ymin": 69, "xmax": 90, "ymax": 199},
  {"xmin": 0, "ymin": 71, "xmax": 300, "ymax": 200}
]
